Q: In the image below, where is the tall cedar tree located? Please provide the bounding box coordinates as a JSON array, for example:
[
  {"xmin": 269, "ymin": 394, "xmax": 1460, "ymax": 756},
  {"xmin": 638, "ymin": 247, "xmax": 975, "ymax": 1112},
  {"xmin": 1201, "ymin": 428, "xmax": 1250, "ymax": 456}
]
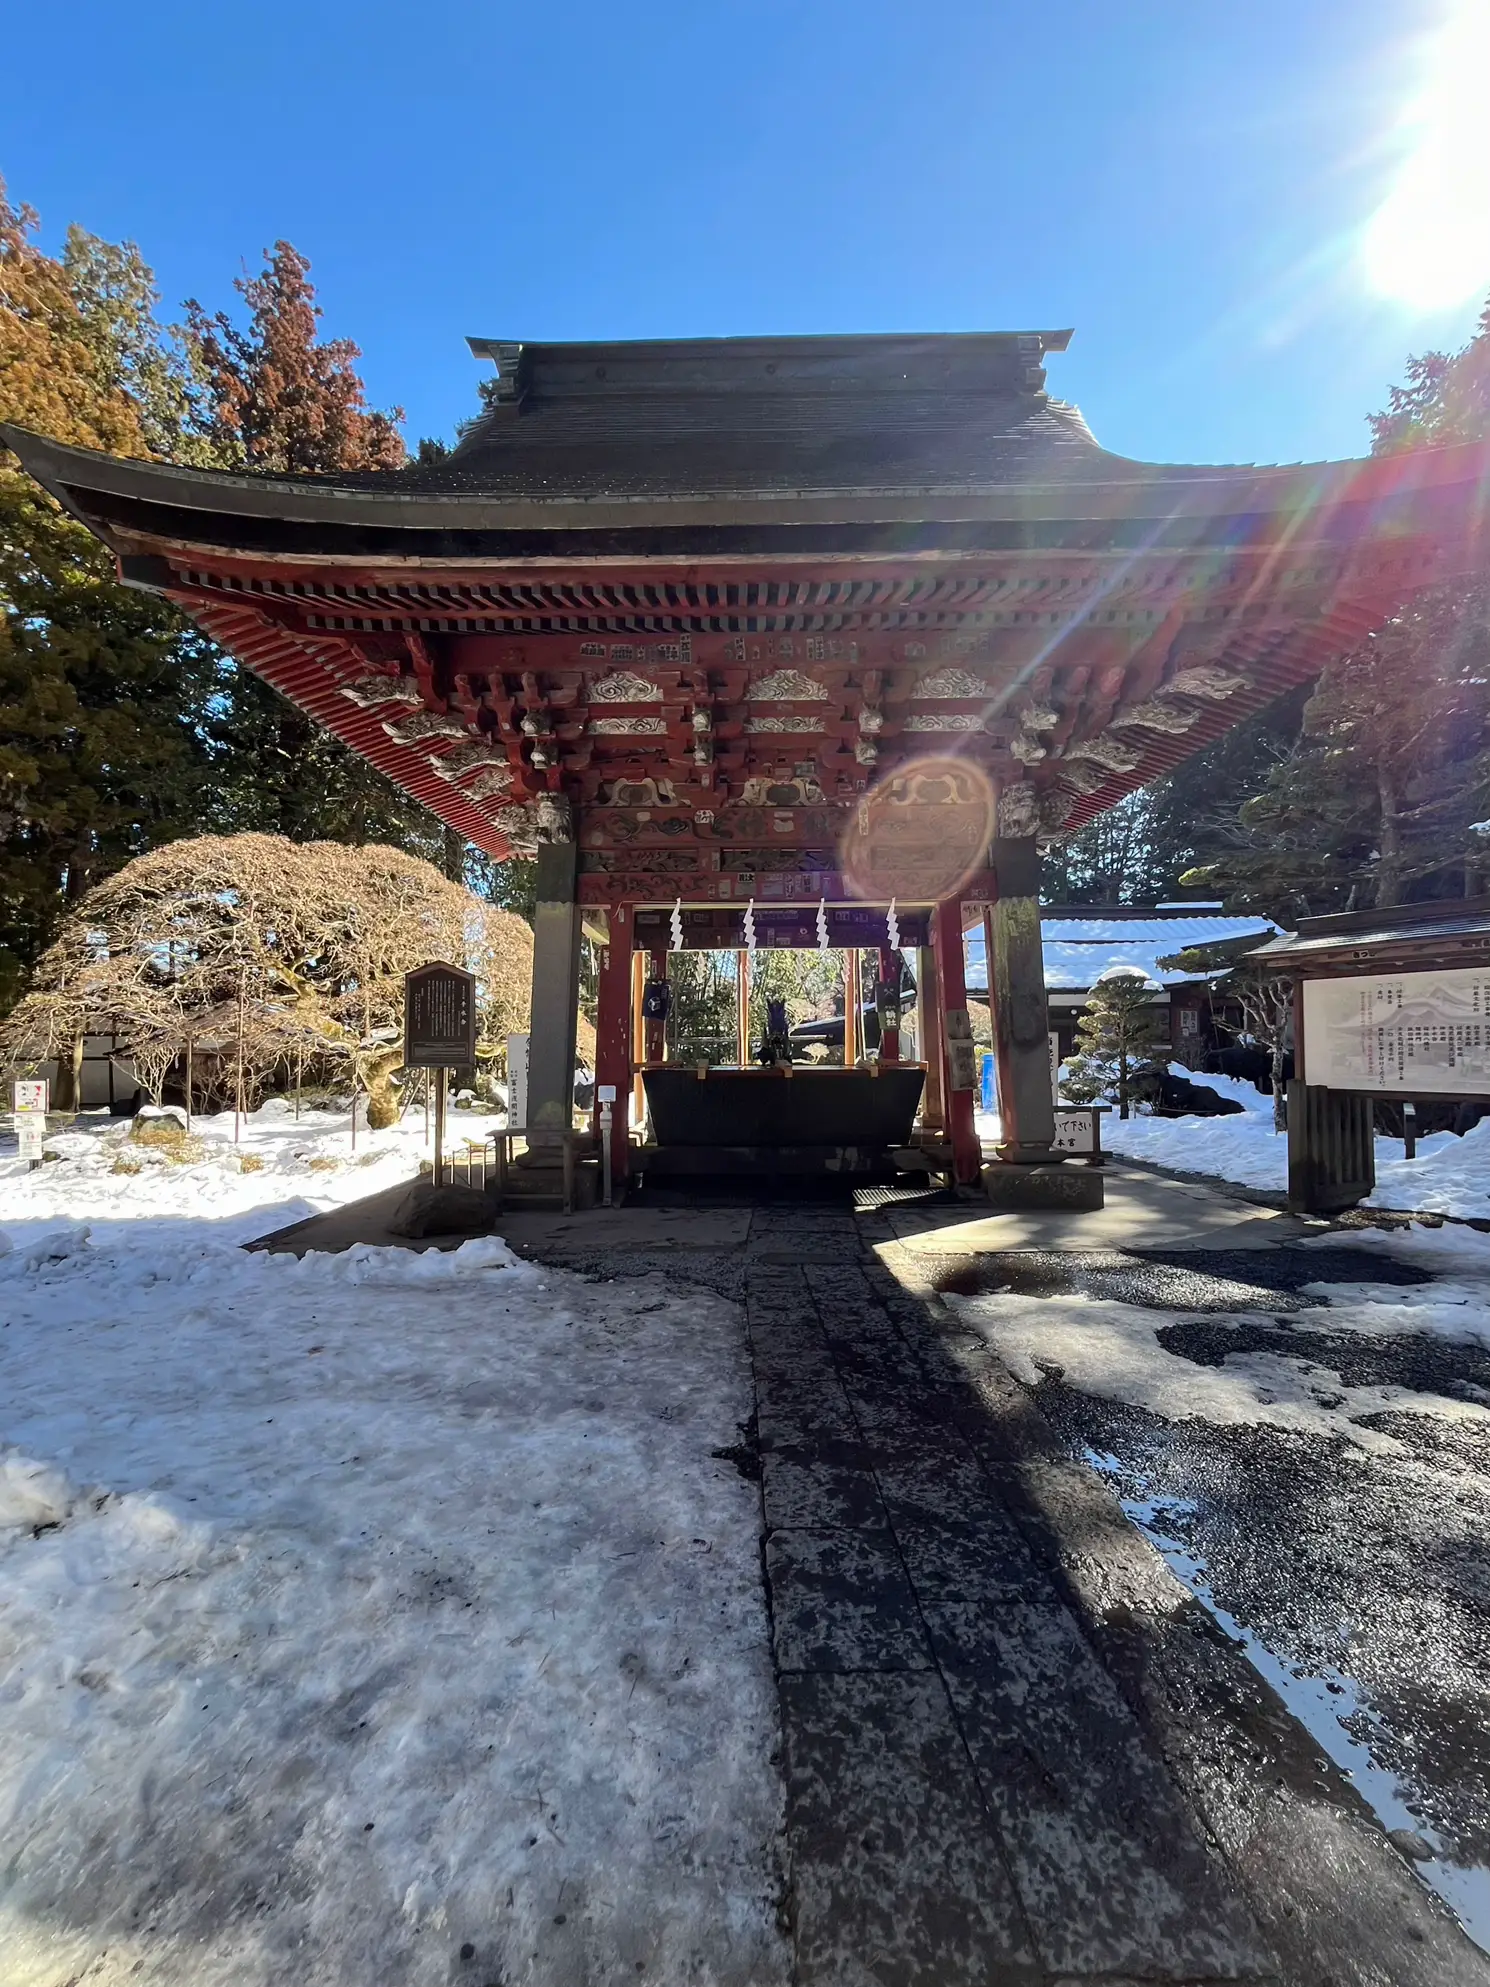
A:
[
  {"xmin": 2, "ymin": 192, "xmax": 463, "ymax": 1018},
  {"xmin": 1183, "ymin": 298, "xmax": 1490, "ymax": 919},
  {"xmin": 0, "ymin": 184, "xmax": 219, "ymax": 1010},
  {"xmin": 178, "ymin": 245, "xmax": 442, "ymax": 853}
]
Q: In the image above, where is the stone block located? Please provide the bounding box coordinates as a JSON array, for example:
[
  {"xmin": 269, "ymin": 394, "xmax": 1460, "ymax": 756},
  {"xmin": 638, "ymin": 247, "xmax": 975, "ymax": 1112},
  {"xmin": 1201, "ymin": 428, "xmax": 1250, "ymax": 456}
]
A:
[
  {"xmin": 386, "ymin": 1180, "xmax": 497, "ymax": 1239},
  {"xmin": 982, "ymin": 1161, "xmax": 1105, "ymax": 1211}
]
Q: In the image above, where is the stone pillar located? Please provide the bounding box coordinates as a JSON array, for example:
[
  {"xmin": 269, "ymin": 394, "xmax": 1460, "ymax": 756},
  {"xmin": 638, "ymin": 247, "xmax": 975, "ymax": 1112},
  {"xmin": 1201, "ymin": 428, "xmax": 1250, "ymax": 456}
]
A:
[
  {"xmin": 594, "ymin": 904, "xmax": 633, "ymax": 1186},
  {"xmin": 525, "ymin": 837, "xmax": 581, "ymax": 1150},
  {"xmin": 987, "ymin": 838, "xmax": 1056, "ymax": 1161},
  {"xmin": 918, "ymin": 944, "xmax": 944, "ymax": 1132},
  {"xmin": 932, "ymin": 899, "xmax": 981, "ymax": 1185}
]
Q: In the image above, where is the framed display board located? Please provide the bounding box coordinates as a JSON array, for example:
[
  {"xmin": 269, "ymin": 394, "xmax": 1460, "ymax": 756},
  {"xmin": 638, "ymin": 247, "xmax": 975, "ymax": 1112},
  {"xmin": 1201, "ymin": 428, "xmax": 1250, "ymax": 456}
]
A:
[
  {"xmin": 1301, "ymin": 967, "xmax": 1490, "ymax": 1095},
  {"xmin": 404, "ymin": 963, "xmax": 477, "ymax": 1068}
]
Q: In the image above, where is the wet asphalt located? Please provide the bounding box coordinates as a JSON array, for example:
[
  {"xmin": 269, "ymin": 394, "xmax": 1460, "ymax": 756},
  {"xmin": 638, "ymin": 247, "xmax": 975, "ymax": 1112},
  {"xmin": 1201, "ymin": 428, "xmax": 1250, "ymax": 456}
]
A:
[{"xmin": 980, "ymin": 1240, "xmax": 1490, "ymax": 1909}]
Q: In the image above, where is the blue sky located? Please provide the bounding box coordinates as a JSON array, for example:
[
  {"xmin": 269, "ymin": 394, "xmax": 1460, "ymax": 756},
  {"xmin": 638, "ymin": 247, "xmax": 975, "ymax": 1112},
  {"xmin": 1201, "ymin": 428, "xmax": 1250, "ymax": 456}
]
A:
[{"xmin": 6, "ymin": 0, "xmax": 1488, "ymax": 467}]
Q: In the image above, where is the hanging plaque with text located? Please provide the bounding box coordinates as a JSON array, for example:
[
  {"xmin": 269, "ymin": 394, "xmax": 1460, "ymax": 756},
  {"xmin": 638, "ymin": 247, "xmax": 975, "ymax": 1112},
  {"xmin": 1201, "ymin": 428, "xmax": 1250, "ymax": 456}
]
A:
[{"xmin": 404, "ymin": 963, "xmax": 478, "ymax": 1068}]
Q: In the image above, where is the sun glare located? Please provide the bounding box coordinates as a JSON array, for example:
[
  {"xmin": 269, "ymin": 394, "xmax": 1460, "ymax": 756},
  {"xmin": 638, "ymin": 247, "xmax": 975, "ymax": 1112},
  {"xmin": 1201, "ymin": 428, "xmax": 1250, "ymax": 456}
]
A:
[{"xmin": 1362, "ymin": 1, "xmax": 1490, "ymax": 311}]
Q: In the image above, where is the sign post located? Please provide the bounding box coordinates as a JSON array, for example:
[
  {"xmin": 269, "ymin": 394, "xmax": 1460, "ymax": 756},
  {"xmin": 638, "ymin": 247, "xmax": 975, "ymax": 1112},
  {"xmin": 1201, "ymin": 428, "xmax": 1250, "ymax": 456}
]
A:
[
  {"xmin": 404, "ymin": 964, "xmax": 478, "ymax": 1188},
  {"xmin": 12, "ymin": 1078, "xmax": 48, "ymax": 1172}
]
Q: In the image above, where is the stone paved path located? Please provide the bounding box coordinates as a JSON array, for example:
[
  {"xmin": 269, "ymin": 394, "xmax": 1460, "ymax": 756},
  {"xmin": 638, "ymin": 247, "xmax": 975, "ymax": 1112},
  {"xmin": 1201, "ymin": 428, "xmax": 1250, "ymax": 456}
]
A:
[{"xmin": 747, "ymin": 1249, "xmax": 1273, "ymax": 1986}]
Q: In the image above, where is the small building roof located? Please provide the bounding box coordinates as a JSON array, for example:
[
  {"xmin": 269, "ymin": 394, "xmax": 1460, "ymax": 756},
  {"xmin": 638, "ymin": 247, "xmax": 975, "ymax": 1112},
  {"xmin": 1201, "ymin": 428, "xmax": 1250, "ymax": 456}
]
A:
[{"xmin": 1249, "ymin": 897, "xmax": 1490, "ymax": 970}]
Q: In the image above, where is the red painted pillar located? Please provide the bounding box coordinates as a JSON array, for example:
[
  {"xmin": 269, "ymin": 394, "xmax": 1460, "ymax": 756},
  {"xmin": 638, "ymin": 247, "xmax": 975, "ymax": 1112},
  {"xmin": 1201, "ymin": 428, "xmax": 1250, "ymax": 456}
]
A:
[
  {"xmin": 594, "ymin": 905, "xmax": 634, "ymax": 1186},
  {"xmin": 630, "ymin": 950, "xmax": 647, "ymax": 1129},
  {"xmin": 932, "ymin": 898, "xmax": 980, "ymax": 1185},
  {"xmin": 876, "ymin": 945, "xmax": 901, "ymax": 1061}
]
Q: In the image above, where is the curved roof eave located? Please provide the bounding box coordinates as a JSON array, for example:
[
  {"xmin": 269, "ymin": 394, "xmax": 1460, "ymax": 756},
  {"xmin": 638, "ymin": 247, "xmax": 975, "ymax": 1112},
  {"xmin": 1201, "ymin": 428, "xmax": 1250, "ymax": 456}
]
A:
[{"xmin": 8, "ymin": 425, "xmax": 1489, "ymax": 550}]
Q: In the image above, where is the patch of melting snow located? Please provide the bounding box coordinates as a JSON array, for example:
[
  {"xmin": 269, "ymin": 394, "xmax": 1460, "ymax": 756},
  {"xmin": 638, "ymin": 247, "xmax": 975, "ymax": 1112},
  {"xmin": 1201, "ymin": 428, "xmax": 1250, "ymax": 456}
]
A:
[{"xmin": 1084, "ymin": 1445, "xmax": 1490, "ymax": 1956}]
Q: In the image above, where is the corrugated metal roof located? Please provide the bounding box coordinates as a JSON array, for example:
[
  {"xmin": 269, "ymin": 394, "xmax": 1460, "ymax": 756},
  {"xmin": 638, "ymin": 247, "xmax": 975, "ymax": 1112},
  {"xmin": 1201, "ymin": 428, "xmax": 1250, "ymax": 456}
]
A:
[{"xmin": 964, "ymin": 911, "xmax": 1278, "ymax": 991}]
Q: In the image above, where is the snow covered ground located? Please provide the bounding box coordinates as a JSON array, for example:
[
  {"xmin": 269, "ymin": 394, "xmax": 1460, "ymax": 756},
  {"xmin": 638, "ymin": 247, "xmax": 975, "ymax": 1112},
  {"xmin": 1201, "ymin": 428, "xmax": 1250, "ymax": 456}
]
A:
[
  {"xmin": 0, "ymin": 1112, "xmax": 787, "ymax": 1987},
  {"xmin": 0, "ymin": 1099, "xmax": 513, "ymax": 1249},
  {"xmin": 978, "ymin": 1067, "xmax": 1490, "ymax": 1221}
]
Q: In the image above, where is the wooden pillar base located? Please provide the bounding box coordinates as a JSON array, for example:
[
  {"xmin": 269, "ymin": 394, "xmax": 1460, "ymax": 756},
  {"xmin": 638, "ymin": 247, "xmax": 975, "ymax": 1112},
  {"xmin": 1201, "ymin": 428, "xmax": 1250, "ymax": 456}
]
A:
[{"xmin": 1287, "ymin": 1082, "xmax": 1374, "ymax": 1213}]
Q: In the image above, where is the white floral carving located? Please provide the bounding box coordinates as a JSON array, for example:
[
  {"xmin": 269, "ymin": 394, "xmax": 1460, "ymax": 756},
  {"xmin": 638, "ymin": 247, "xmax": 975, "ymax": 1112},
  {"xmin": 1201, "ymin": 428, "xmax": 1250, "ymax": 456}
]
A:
[
  {"xmin": 381, "ymin": 711, "xmax": 467, "ymax": 745},
  {"xmin": 429, "ymin": 740, "xmax": 511, "ymax": 780},
  {"xmin": 905, "ymin": 713, "xmax": 981, "ymax": 732},
  {"xmin": 1161, "ymin": 665, "xmax": 1248, "ymax": 701},
  {"xmin": 911, "ymin": 667, "xmax": 987, "ymax": 700},
  {"xmin": 339, "ymin": 673, "xmax": 423, "ymax": 708},
  {"xmin": 996, "ymin": 783, "xmax": 1039, "ymax": 838},
  {"xmin": 1058, "ymin": 761, "xmax": 1107, "ymax": 795},
  {"xmin": 1108, "ymin": 698, "xmax": 1201, "ymax": 735},
  {"xmin": 745, "ymin": 670, "xmax": 829, "ymax": 701},
  {"xmin": 1013, "ymin": 703, "xmax": 1059, "ymax": 732},
  {"xmin": 587, "ymin": 671, "xmax": 663, "ymax": 703},
  {"xmin": 493, "ymin": 805, "xmax": 538, "ymax": 852},
  {"xmin": 1063, "ymin": 734, "xmax": 1144, "ymax": 773},
  {"xmin": 463, "ymin": 766, "xmax": 514, "ymax": 798},
  {"xmin": 587, "ymin": 716, "xmax": 668, "ymax": 736},
  {"xmin": 745, "ymin": 716, "xmax": 825, "ymax": 733}
]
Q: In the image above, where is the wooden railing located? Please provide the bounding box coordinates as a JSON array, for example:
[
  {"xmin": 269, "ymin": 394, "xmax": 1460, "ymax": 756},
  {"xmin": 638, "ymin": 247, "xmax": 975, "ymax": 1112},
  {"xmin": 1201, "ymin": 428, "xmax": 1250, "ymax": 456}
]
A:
[{"xmin": 443, "ymin": 1128, "xmax": 589, "ymax": 1215}]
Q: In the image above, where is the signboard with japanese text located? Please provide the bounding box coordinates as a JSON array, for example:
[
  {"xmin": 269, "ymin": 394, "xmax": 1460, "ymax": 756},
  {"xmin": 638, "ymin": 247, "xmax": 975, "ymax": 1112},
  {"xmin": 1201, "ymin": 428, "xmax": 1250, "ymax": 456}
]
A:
[
  {"xmin": 404, "ymin": 964, "xmax": 477, "ymax": 1069},
  {"xmin": 16, "ymin": 1112, "xmax": 45, "ymax": 1161},
  {"xmin": 1302, "ymin": 967, "xmax": 1490, "ymax": 1095},
  {"xmin": 12, "ymin": 1078, "xmax": 47, "ymax": 1114},
  {"xmin": 1052, "ymin": 1106, "xmax": 1101, "ymax": 1156},
  {"xmin": 506, "ymin": 1033, "xmax": 529, "ymax": 1130}
]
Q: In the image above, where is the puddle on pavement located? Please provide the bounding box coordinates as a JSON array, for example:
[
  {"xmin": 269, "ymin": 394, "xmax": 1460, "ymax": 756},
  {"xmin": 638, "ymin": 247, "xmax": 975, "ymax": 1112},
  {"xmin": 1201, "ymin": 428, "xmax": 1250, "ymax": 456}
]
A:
[{"xmin": 1083, "ymin": 1444, "xmax": 1490, "ymax": 1955}]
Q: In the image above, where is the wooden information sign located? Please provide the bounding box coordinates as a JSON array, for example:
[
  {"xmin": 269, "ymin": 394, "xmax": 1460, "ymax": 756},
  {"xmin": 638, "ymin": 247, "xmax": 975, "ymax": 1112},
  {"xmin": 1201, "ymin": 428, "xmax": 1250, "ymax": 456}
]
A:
[{"xmin": 404, "ymin": 963, "xmax": 477, "ymax": 1069}]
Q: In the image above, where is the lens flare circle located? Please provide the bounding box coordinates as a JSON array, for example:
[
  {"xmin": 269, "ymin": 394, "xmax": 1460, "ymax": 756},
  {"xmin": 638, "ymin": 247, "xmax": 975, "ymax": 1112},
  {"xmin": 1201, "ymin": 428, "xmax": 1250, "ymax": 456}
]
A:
[{"xmin": 839, "ymin": 756, "xmax": 996, "ymax": 905}]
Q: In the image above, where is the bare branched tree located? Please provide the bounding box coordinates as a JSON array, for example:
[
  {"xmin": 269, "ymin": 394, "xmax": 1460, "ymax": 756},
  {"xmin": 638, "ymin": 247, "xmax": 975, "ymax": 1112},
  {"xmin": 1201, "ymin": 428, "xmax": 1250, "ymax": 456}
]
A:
[{"xmin": 1, "ymin": 834, "xmax": 532, "ymax": 1126}]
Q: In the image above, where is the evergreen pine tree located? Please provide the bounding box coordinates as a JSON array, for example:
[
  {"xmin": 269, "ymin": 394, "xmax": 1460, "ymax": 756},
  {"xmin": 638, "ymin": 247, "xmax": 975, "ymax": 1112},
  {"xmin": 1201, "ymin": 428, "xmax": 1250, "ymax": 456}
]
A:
[
  {"xmin": 1189, "ymin": 293, "xmax": 1490, "ymax": 919},
  {"xmin": 1064, "ymin": 968, "xmax": 1167, "ymax": 1119}
]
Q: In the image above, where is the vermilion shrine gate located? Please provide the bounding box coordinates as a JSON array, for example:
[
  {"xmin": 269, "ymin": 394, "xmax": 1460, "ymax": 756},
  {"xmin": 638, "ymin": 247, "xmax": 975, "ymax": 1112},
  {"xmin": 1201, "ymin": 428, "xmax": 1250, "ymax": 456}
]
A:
[{"xmin": 9, "ymin": 331, "xmax": 1489, "ymax": 1196}]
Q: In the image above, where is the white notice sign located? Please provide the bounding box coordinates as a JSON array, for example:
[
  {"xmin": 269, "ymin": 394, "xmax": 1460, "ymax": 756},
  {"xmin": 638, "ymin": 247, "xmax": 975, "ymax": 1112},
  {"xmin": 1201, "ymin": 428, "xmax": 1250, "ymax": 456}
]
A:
[
  {"xmin": 1303, "ymin": 968, "xmax": 1490, "ymax": 1095},
  {"xmin": 12, "ymin": 1078, "xmax": 47, "ymax": 1114},
  {"xmin": 16, "ymin": 1112, "xmax": 45, "ymax": 1161},
  {"xmin": 1052, "ymin": 1107, "xmax": 1098, "ymax": 1155},
  {"xmin": 506, "ymin": 1032, "xmax": 529, "ymax": 1130}
]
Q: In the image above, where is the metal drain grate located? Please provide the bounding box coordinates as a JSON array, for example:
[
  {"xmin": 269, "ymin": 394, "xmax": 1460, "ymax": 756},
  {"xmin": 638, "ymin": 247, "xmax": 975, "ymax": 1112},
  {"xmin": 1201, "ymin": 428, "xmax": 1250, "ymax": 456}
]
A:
[{"xmin": 853, "ymin": 1183, "xmax": 962, "ymax": 1212}]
